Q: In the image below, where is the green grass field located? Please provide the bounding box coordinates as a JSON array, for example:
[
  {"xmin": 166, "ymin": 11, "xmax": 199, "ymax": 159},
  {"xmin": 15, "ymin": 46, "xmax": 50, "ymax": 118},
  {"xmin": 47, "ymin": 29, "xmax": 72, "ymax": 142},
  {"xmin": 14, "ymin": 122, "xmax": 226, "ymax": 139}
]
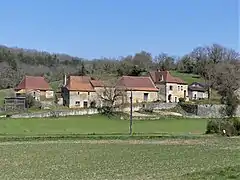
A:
[
  {"xmin": 0, "ymin": 137, "xmax": 239, "ymax": 180},
  {"xmin": 170, "ymin": 71, "xmax": 204, "ymax": 84},
  {"xmin": 0, "ymin": 115, "xmax": 207, "ymax": 136}
]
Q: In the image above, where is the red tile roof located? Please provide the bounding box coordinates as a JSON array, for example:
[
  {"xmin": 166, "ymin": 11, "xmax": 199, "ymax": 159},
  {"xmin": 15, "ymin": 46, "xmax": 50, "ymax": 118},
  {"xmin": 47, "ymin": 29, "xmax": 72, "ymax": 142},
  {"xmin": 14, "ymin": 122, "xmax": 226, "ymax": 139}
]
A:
[
  {"xmin": 115, "ymin": 76, "xmax": 158, "ymax": 91},
  {"xmin": 65, "ymin": 76, "xmax": 104, "ymax": 91},
  {"xmin": 15, "ymin": 76, "xmax": 51, "ymax": 91},
  {"xmin": 149, "ymin": 71, "xmax": 187, "ymax": 84},
  {"xmin": 90, "ymin": 80, "xmax": 104, "ymax": 87}
]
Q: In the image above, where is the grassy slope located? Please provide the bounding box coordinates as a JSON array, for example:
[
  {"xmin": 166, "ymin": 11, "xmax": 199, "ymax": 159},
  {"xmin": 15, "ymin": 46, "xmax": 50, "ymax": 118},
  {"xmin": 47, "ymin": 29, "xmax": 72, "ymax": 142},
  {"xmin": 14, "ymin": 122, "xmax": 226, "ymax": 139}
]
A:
[
  {"xmin": 0, "ymin": 115, "xmax": 207, "ymax": 135},
  {"xmin": 170, "ymin": 71, "xmax": 204, "ymax": 84},
  {"xmin": 0, "ymin": 137, "xmax": 239, "ymax": 180}
]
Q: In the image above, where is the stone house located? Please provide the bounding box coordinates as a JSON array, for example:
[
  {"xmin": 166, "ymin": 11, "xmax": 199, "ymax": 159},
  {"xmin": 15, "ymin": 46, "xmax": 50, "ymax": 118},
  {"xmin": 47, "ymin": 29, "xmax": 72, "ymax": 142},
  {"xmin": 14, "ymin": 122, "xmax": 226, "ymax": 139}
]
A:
[
  {"xmin": 188, "ymin": 82, "xmax": 208, "ymax": 100},
  {"xmin": 61, "ymin": 75, "xmax": 104, "ymax": 108},
  {"xmin": 14, "ymin": 76, "xmax": 54, "ymax": 101},
  {"xmin": 149, "ymin": 70, "xmax": 188, "ymax": 103},
  {"xmin": 115, "ymin": 76, "xmax": 158, "ymax": 104}
]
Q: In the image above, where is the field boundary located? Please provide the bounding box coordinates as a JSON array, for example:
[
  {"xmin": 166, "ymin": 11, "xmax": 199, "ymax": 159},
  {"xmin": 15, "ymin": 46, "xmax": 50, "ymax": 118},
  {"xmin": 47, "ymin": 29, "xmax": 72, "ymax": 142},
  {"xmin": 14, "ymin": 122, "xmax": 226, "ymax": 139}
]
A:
[{"xmin": 0, "ymin": 133, "xmax": 215, "ymax": 142}]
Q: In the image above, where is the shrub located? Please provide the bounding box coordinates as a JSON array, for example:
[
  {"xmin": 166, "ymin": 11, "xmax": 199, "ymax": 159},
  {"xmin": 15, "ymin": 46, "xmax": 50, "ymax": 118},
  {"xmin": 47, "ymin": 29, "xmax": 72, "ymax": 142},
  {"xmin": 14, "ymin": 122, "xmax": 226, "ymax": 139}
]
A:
[
  {"xmin": 25, "ymin": 94, "xmax": 36, "ymax": 108},
  {"xmin": 54, "ymin": 94, "xmax": 59, "ymax": 104},
  {"xmin": 179, "ymin": 103, "xmax": 198, "ymax": 114},
  {"xmin": 232, "ymin": 118, "xmax": 240, "ymax": 135},
  {"xmin": 178, "ymin": 98, "xmax": 185, "ymax": 103},
  {"xmin": 206, "ymin": 119, "xmax": 220, "ymax": 134},
  {"xmin": 141, "ymin": 108, "xmax": 153, "ymax": 113},
  {"xmin": 90, "ymin": 101, "xmax": 96, "ymax": 108},
  {"xmin": 97, "ymin": 106, "xmax": 114, "ymax": 117},
  {"xmin": 206, "ymin": 118, "xmax": 240, "ymax": 136}
]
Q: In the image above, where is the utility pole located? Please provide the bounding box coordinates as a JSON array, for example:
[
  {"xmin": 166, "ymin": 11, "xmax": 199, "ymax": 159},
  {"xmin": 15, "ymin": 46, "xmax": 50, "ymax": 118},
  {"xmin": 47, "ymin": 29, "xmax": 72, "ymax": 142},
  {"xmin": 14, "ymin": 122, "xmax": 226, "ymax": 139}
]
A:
[{"xmin": 129, "ymin": 90, "xmax": 133, "ymax": 135}]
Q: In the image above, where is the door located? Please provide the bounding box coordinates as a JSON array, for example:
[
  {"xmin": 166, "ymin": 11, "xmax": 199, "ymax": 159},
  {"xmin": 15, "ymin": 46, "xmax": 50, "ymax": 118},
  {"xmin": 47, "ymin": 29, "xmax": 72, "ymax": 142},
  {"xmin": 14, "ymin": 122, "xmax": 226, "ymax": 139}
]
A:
[
  {"xmin": 184, "ymin": 90, "xmax": 186, "ymax": 99},
  {"xmin": 168, "ymin": 94, "xmax": 172, "ymax": 103},
  {"xmin": 83, "ymin": 101, "xmax": 88, "ymax": 108}
]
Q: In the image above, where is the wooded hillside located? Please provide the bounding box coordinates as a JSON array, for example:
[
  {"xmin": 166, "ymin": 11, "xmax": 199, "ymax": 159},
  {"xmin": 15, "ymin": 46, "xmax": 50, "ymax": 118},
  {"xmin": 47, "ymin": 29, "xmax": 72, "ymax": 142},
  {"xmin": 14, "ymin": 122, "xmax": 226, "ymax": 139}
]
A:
[{"xmin": 0, "ymin": 44, "xmax": 239, "ymax": 92}]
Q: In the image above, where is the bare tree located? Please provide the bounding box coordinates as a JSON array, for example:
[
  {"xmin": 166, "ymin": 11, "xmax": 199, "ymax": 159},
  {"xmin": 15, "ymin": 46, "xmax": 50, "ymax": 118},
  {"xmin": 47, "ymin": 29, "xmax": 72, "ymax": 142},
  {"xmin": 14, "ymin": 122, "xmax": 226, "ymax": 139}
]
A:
[
  {"xmin": 213, "ymin": 62, "xmax": 240, "ymax": 117},
  {"xmin": 154, "ymin": 53, "xmax": 176, "ymax": 71},
  {"xmin": 96, "ymin": 80, "xmax": 126, "ymax": 116}
]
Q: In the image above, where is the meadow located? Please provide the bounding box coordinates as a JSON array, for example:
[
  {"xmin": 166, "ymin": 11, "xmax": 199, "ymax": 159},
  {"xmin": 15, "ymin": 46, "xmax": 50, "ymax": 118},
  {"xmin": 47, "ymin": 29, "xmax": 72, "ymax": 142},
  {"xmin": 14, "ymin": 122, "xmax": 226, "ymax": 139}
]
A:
[
  {"xmin": 0, "ymin": 115, "xmax": 207, "ymax": 136},
  {"xmin": 0, "ymin": 137, "xmax": 239, "ymax": 180}
]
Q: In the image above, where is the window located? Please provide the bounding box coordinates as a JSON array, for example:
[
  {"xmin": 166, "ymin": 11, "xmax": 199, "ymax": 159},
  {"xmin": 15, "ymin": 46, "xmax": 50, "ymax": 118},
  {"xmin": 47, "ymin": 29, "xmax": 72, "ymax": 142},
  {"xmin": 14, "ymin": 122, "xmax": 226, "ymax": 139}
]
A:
[
  {"xmin": 77, "ymin": 92, "xmax": 80, "ymax": 95},
  {"xmin": 181, "ymin": 86, "xmax": 183, "ymax": 91},
  {"xmin": 178, "ymin": 86, "xmax": 180, "ymax": 91},
  {"xmin": 194, "ymin": 94, "xmax": 197, "ymax": 100},
  {"xmin": 169, "ymin": 86, "xmax": 173, "ymax": 91},
  {"xmin": 83, "ymin": 101, "xmax": 88, "ymax": 108},
  {"xmin": 159, "ymin": 75, "xmax": 164, "ymax": 82},
  {"xmin": 75, "ymin": 101, "xmax": 80, "ymax": 106},
  {"xmin": 88, "ymin": 92, "xmax": 90, "ymax": 96},
  {"xmin": 143, "ymin": 93, "xmax": 149, "ymax": 101}
]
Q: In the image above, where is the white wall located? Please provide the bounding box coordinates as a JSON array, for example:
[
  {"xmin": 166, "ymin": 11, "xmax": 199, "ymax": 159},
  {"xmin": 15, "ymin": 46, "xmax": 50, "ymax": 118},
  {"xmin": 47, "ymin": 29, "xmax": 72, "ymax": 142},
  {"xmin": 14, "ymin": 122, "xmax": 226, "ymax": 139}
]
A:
[
  {"xmin": 165, "ymin": 83, "xmax": 188, "ymax": 103},
  {"xmin": 188, "ymin": 90, "xmax": 208, "ymax": 100}
]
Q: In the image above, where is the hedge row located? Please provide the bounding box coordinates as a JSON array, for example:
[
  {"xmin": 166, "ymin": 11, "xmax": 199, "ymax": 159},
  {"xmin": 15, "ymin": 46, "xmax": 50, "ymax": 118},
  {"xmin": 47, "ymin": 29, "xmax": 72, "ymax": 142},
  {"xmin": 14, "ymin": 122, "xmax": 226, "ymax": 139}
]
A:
[{"xmin": 0, "ymin": 134, "xmax": 208, "ymax": 142}]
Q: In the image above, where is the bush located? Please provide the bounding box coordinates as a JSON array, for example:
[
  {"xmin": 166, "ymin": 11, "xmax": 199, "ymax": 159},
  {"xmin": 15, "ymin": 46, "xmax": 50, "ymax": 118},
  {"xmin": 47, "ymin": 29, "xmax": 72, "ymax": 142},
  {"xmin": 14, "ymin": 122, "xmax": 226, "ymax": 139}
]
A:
[
  {"xmin": 25, "ymin": 94, "xmax": 42, "ymax": 109},
  {"xmin": 179, "ymin": 103, "xmax": 198, "ymax": 114},
  {"xmin": 54, "ymin": 94, "xmax": 59, "ymax": 104},
  {"xmin": 90, "ymin": 101, "xmax": 96, "ymax": 108},
  {"xmin": 97, "ymin": 106, "xmax": 114, "ymax": 117},
  {"xmin": 141, "ymin": 108, "xmax": 153, "ymax": 113},
  {"xmin": 25, "ymin": 94, "xmax": 36, "ymax": 108},
  {"xmin": 206, "ymin": 119, "xmax": 219, "ymax": 134},
  {"xmin": 206, "ymin": 118, "xmax": 240, "ymax": 136},
  {"xmin": 232, "ymin": 118, "xmax": 240, "ymax": 135},
  {"xmin": 178, "ymin": 98, "xmax": 185, "ymax": 103}
]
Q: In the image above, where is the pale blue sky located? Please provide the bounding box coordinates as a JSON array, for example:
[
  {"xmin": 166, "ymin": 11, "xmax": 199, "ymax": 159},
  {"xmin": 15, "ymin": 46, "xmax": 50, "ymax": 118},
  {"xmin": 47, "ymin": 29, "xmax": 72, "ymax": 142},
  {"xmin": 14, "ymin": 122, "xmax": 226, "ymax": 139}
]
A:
[{"xmin": 0, "ymin": 0, "xmax": 239, "ymax": 59}]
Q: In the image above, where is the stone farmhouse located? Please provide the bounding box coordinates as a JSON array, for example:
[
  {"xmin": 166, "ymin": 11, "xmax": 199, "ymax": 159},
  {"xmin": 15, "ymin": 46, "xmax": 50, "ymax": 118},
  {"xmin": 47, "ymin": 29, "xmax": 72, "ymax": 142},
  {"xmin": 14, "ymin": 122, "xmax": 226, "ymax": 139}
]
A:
[
  {"xmin": 149, "ymin": 70, "xmax": 188, "ymax": 103},
  {"xmin": 61, "ymin": 75, "xmax": 105, "ymax": 108},
  {"xmin": 14, "ymin": 76, "xmax": 54, "ymax": 101},
  {"xmin": 115, "ymin": 76, "xmax": 159, "ymax": 104},
  {"xmin": 15, "ymin": 70, "xmax": 189, "ymax": 108},
  {"xmin": 61, "ymin": 75, "xmax": 159, "ymax": 108}
]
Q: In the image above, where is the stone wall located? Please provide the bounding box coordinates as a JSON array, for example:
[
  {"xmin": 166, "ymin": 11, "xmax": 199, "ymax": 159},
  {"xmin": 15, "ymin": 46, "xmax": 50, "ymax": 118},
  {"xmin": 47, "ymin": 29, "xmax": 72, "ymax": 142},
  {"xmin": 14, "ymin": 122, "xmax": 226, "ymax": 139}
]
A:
[
  {"xmin": 118, "ymin": 102, "xmax": 177, "ymax": 112},
  {"xmin": 10, "ymin": 103, "xmax": 178, "ymax": 118},
  {"xmin": 11, "ymin": 103, "xmax": 239, "ymax": 119},
  {"xmin": 188, "ymin": 104, "xmax": 240, "ymax": 118},
  {"xmin": 11, "ymin": 108, "xmax": 98, "ymax": 118}
]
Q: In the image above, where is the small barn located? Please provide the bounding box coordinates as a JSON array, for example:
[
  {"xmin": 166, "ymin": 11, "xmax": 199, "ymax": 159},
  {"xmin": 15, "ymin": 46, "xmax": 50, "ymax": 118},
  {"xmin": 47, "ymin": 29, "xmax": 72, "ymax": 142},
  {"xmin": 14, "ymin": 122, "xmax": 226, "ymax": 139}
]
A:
[
  {"xmin": 15, "ymin": 76, "xmax": 54, "ymax": 101},
  {"xmin": 188, "ymin": 82, "xmax": 208, "ymax": 100}
]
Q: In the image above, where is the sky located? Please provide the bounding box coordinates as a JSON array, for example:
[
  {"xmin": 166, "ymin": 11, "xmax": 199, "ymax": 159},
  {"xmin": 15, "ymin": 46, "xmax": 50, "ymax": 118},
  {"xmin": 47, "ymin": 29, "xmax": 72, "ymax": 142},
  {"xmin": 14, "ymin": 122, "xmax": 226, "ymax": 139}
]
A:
[{"xmin": 0, "ymin": 0, "xmax": 239, "ymax": 59}]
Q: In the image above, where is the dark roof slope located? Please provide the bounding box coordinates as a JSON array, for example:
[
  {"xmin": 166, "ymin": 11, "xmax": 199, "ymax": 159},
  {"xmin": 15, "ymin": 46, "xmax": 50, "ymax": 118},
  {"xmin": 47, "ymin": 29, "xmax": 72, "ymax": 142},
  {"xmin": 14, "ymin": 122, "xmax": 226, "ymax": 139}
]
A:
[
  {"xmin": 115, "ymin": 76, "xmax": 158, "ymax": 91},
  {"xmin": 188, "ymin": 82, "xmax": 208, "ymax": 92},
  {"xmin": 15, "ymin": 76, "xmax": 51, "ymax": 91}
]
